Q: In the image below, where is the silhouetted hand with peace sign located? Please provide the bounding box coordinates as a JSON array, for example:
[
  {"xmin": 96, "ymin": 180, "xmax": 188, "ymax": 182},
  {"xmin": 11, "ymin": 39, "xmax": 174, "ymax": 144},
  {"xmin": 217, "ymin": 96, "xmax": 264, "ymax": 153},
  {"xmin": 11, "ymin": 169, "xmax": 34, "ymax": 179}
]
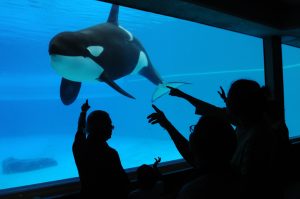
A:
[
  {"xmin": 153, "ymin": 156, "xmax": 161, "ymax": 169},
  {"xmin": 217, "ymin": 86, "xmax": 227, "ymax": 104}
]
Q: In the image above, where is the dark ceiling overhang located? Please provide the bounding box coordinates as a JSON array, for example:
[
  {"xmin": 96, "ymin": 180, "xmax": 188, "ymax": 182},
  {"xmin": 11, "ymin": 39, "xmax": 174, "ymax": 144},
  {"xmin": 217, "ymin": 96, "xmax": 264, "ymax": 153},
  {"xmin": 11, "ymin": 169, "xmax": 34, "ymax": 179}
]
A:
[{"xmin": 98, "ymin": 0, "xmax": 300, "ymax": 48}]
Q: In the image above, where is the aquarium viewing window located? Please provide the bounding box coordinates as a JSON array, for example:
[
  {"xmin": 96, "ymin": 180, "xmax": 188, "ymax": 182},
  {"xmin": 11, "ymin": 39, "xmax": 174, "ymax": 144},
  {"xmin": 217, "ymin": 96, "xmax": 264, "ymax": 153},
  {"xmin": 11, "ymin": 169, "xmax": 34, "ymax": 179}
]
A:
[
  {"xmin": 282, "ymin": 45, "xmax": 300, "ymax": 138},
  {"xmin": 0, "ymin": 0, "xmax": 264, "ymax": 190}
]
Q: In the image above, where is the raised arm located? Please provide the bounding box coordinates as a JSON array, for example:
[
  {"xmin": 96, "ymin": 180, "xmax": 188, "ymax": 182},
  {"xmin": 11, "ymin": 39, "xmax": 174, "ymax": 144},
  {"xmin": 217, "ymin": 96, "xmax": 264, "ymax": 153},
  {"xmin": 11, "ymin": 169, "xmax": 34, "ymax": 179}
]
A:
[
  {"xmin": 78, "ymin": 99, "xmax": 90, "ymax": 131},
  {"xmin": 168, "ymin": 86, "xmax": 227, "ymax": 118},
  {"xmin": 153, "ymin": 157, "xmax": 162, "ymax": 179},
  {"xmin": 153, "ymin": 156, "xmax": 161, "ymax": 169},
  {"xmin": 147, "ymin": 105, "xmax": 194, "ymax": 166},
  {"xmin": 74, "ymin": 99, "xmax": 90, "ymax": 147},
  {"xmin": 167, "ymin": 86, "xmax": 202, "ymax": 107},
  {"xmin": 73, "ymin": 100, "xmax": 91, "ymax": 169}
]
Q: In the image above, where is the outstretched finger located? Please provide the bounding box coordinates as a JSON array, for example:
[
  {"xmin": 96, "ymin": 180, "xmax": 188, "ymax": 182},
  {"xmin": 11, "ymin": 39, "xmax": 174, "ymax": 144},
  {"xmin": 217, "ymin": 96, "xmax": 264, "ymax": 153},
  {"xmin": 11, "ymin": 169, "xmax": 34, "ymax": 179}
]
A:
[
  {"xmin": 152, "ymin": 104, "xmax": 161, "ymax": 113},
  {"xmin": 166, "ymin": 86, "xmax": 174, "ymax": 89},
  {"xmin": 220, "ymin": 86, "xmax": 225, "ymax": 93},
  {"xmin": 85, "ymin": 99, "xmax": 89, "ymax": 104}
]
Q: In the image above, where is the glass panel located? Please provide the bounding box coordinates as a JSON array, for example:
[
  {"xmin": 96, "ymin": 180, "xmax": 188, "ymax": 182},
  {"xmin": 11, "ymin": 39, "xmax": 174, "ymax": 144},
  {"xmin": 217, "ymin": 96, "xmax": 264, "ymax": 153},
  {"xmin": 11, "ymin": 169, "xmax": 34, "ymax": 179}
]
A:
[
  {"xmin": 282, "ymin": 45, "xmax": 300, "ymax": 138},
  {"xmin": 0, "ymin": 0, "xmax": 264, "ymax": 190}
]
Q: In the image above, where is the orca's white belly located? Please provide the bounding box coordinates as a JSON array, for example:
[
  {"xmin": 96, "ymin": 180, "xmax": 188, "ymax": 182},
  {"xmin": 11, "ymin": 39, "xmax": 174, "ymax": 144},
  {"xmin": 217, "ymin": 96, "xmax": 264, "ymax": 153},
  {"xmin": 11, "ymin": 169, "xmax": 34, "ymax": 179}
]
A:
[{"xmin": 50, "ymin": 55, "xmax": 104, "ymax": 82}]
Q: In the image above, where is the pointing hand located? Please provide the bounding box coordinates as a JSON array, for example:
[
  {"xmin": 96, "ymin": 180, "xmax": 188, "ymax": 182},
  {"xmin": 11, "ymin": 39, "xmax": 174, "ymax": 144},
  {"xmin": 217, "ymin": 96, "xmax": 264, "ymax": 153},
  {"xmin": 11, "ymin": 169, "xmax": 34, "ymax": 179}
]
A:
[
  {"xmin": 81, "ymin": 99, "xmax": 90, "ymax": 112},
  {"xmin": 167, "ymin": 86, "xmax": 184, "ymax": 97},
  {"xmin": 147, "ymin": 105, "xmax": 170, "ymax": 129}
]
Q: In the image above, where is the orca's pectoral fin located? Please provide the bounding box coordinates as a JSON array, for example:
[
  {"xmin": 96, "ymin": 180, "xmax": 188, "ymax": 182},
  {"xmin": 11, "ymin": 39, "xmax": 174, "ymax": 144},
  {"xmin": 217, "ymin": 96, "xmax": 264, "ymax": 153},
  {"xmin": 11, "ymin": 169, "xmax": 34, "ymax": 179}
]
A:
[
  {"xmin": 60, "ymin": 78, "xmax": 81, "ymax": 105},
  {"xmin": 98, "ymin": 73, "xmax": 135, "ymax": 99},
  {"xmin": 152, "ymin": 82, "xmax": 189, "ymax": 102},
  {"xmin": 107, "ymin": 4, "xmax": 119, "ymax": 25}
]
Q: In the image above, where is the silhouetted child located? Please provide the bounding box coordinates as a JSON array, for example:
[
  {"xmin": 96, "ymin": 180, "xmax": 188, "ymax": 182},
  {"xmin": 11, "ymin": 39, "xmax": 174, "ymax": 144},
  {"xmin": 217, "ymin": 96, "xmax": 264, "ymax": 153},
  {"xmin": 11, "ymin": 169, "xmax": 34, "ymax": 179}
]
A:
[
  {"xmin": 72, "ymin": 99, "xmax": 130, "ymax": 198},
  {"xmin": 129, "ymin": 157, "xmax": 164, "ymax": 199},
  {"xmin": 147, "ymin": 105, "xmax": 237, "ymax": 199}
]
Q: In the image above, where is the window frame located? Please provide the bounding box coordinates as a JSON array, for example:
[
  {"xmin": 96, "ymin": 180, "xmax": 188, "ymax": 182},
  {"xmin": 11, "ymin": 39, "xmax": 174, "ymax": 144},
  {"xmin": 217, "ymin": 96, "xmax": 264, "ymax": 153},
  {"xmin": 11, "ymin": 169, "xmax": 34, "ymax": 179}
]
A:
[{"xmin": 1, "ymin": 1, "xmax": 298, "ymax": 198}]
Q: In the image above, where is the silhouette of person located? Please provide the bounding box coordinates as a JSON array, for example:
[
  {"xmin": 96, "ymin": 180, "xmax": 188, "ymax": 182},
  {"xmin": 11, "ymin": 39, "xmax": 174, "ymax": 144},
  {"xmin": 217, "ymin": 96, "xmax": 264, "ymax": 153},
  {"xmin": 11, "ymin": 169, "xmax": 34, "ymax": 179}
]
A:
[
  {"xmin": 225, "ymin": 79, "xmax": 289, "ymax": 199},
  {"xmin": 129, "ymin": 157, "xmax": 164, "ymax": 199},
  {"xmin": 147, "ymin": 105, "xmax": 237, "ymax": 199},
  {"xmin": 167, "ymin": 79, "xmax": 289, "ymax": 199},
  {"xmin": 72, "ymin": 99, "xmax": 130, "ymax": 198}
]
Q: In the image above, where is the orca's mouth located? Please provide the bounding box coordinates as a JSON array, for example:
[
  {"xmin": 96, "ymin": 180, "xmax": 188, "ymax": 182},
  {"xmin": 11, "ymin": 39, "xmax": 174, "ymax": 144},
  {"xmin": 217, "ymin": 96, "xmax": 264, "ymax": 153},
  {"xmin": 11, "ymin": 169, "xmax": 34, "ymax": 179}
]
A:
[
  {"xmin": 48, "ymin": 43, "xmax": 59, "ymax": 55},
  {"xmin": 49, "ymin": 44, "xmax": 90, "ymax": 58},
  {"xmin": 49, "ymin": 43, "xmax": 75, "ymax": 56},
  {"xmin": 48, "ymin": 32, "xmax": 88, "ymax": 56}
]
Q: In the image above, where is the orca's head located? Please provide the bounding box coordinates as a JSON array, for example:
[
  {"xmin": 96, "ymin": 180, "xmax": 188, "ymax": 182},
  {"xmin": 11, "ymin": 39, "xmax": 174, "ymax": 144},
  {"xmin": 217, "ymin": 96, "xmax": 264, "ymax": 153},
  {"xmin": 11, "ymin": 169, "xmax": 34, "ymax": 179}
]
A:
[
  {"xmin": 49, "ymin": 31, "xmax": 105, "ymax": 82},
  {"xmin": 49, "ymin": 32, "xmax": 88, "ymax": 56}
]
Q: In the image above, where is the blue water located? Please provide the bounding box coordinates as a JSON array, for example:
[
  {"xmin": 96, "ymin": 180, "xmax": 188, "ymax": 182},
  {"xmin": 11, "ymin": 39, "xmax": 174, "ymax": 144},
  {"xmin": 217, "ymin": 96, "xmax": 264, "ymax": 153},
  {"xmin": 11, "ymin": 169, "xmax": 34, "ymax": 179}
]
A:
[{"xmin": 3, "ymin": 0, "xmax": 299, "ymax": 190}]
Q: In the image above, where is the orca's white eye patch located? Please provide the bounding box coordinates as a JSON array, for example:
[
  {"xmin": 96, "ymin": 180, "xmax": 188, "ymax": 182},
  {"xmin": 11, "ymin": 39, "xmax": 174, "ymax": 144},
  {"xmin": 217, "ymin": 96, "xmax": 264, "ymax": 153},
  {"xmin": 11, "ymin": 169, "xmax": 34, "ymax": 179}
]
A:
[{"xmin": 87, "ymin": 46, "xmax": 104, "ymax": 57}]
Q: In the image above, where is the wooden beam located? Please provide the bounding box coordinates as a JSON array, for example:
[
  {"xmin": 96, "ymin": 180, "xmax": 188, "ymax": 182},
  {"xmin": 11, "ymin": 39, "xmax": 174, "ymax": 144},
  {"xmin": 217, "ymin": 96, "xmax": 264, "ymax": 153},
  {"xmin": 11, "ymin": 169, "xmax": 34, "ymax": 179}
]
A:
[
  {"xmin": 98, "ymin": 0, "xmax": 300, "ymax": 48},
  {"xmin": 99, "ymin": 0, "xmax": 279, "ymax": 37}
]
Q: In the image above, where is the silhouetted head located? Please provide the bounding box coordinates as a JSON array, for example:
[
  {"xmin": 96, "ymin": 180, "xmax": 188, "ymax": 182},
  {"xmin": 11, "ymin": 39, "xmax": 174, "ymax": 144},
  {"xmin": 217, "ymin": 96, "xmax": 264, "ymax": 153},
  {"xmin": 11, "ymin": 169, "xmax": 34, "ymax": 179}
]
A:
[
  {"xmin": 226, "ymin": 79, "xmax": 267, "ymax": 125},
  {"xmin": 189, "ymin": 115, "xmax": 236, "ymax": 169},
  {"xmin": 136, "ymin": 164, "xmax": 157, "ymax": 190},
  {"xmin": 86, "ymin": 110, "xmax": 114, "ymax": 141}
]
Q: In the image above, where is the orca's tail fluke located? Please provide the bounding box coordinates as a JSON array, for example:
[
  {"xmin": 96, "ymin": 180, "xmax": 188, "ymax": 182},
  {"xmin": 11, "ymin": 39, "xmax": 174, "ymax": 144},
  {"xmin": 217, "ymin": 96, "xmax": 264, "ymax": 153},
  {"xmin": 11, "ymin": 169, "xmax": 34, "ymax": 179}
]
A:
[{"xmin": 152, "ymin": 82, "xmax": 188, "ymax": 102}]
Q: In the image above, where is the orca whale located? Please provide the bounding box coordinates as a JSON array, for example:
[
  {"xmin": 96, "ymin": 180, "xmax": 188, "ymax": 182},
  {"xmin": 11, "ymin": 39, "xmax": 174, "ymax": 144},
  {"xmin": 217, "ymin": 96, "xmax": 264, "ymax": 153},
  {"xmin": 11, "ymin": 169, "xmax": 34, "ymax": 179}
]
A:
[{"xmin": 49, "ymin": 4, "xmax": 186, "ymax": 105}]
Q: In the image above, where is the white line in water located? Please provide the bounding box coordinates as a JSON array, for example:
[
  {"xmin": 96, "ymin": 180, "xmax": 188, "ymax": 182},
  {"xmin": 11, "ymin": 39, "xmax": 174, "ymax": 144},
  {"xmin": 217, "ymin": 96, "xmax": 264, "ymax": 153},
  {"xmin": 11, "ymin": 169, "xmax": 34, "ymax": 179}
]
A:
[
  {"xmin": 129, "ymin": 63, "xmax": 300, "ymax": 82},
  {"xmin": 283, "ymin": 63, "xmax": 300, "ymax": 69}
]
